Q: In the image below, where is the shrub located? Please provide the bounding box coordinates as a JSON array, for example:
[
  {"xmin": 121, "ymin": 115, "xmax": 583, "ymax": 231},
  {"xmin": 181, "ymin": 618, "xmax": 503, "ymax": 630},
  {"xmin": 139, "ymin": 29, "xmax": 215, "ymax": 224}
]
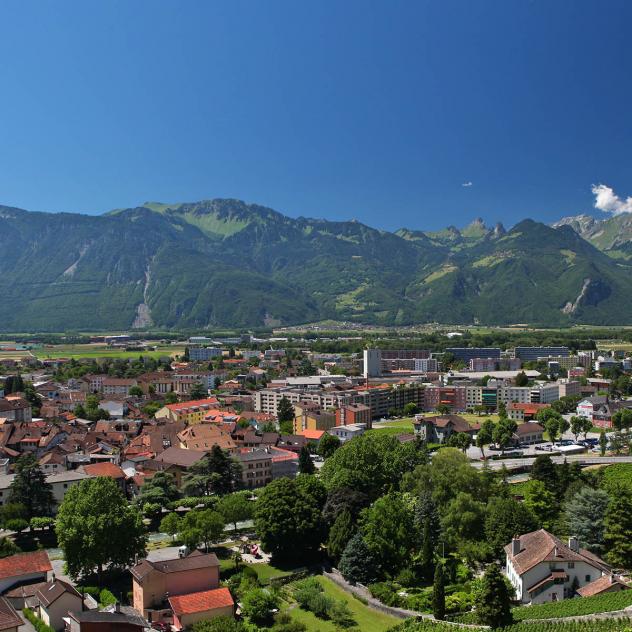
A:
[
  {"xmin": 368, "ymin": 582, "xmax": 403, "ymax": 607},
  {"xmin": 395, "ymin": 568, "xmax": 418, "ymax": 587},
  {"xmin": 23, "ymin": 608, "xmax": 55, "ymax": 632},
  {"xmin": 99, "ymin": 588, "xmax": 117, "ymax": 607}
]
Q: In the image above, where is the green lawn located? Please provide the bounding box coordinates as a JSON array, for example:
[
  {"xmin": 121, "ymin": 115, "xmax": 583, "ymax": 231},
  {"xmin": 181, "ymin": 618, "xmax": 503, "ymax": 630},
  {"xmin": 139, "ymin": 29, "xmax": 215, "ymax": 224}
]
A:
[
  {"xmin": 249, "ymin": 562, "xmax": 294, "ymax": 583},
  {"xmin": 33, "ymin": 344, "xmax": 185, "ymax": 360},
  {"xmin": 371, "ymin": 413, "xmax": 500, "ymax": 436},
  {"xmin": 290, "ymin": 576, "xmax": 400, "ymax": 632}
]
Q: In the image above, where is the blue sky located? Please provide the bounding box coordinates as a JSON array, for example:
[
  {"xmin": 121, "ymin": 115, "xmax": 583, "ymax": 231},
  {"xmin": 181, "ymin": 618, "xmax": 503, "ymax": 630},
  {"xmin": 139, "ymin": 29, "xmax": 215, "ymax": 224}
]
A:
[{"xmin": 1, "ymin": 0, "xmax": 631, "ymax": 231}]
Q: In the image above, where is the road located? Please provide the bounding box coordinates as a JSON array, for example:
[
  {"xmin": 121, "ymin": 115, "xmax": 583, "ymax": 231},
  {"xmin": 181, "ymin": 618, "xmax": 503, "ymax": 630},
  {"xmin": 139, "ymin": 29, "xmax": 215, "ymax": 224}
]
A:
[{"xmin": 473, "ymin": 455, "xmax": 632, "ymax": 470}]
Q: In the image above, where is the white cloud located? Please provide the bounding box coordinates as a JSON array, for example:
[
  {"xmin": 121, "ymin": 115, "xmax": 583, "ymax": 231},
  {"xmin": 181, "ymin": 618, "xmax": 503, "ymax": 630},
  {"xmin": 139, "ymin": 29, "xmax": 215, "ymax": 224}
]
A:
[
  {"xmin": 592, "ymin": 183, "xmax": 632, "ymax": 215},
  {"xmin": 462, "ymin": 181, "xmax": 473, "ymax": 187}
]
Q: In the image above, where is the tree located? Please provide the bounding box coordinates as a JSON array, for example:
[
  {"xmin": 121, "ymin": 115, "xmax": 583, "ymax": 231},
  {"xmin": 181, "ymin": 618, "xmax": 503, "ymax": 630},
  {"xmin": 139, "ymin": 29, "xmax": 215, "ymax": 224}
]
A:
[
  {"xmin": 3, "ymin": 374, "xmax": 24, "ymax": 394},
  {"xmin": 318, "ymin": 433, "xmax": 341, "ymax": 459},
  {"xmin": 613, "ymin": 408, "xmax": 632, "ymax": 434},
  {"xmin": 492, "ymin": 418, "xmax": 517, "ymax": 454},
  {"xmin": 189, "ymin": 382, "xmax": 207, "ymax": 399},
  {"xmin": 8, "ymin": 454, "xmax": 54, "ymax": 518},
  {"xmin": 565, "ymin": 487, "xmax": 609, "ymax": 555},
  {"xmin": 432, "ymin": 562, "xmax": 446, "ymax": 621},
  {"xmin": 403, "ymin": 402, "xmax": 418, "ymax": 416},
  {"xmin": 327, "ymin": 509, "xmax": 355, "ymax": 563},
  {"xmin": 159, "ymin": 512, "xmax": 182, "ymax": 541},
  {"xmin": 217, "ymin": 493, "xmax": 253, "ymax": 532},
  {"xmin": 56, "ymin": 477, "xmax": 146, "ymax": 581},
  {"xmin": 475, "ymin": 564, "xmax": 513, "ymax": 628},
  {"xmin": 485, "ymin": 497, "xmax": 537, "ymax": 558},
  {"xmin": 536, "ymin": 409, "xmax": 564, "ymax": 444},
  {"xmin": 599, "ymin": 429, "xmax": 608, "ymax": 456},
  {"xmin": 441, "ymin": 492, "xmax": 486, "ymax": 550},
  {"xmin": 570, "ymin": 415, "xmax": 592, "ymax": 442},
  {"xmin": 403, "ymin": 447, "xmax": 485, "ymax": 509},
  {"xmin": 497, "ymin": 401, "xmax": 507, "ymax": 418},
  {"xmin": 254, "ymin": 478, "xmax": 325, "ymax": 561},
  {"xmin": 181, "ymin": 509, "xmax": 225, "ymax": 552},
  {"xmin": 416, "ymin": 490, "xmax": 440, "ymax": 580},
  {"xmin": 435, "ymin": 403, "xmax": 450, "ymax": 415},
  {"xmin": 604, "ymin": 483, "xmax": 632, "ymax": 568},
  {"xmin": 338, "ymin": 532, "xmax": 378, "ymax": 584},
  {"xmin": 277, "ymin": 396, "xmax": 295, "ymax": 428},
  {"xmin": 182, "ymin": 446, "xmax": 242, "ymax": 496},
  {"xmin": 241, "ymin": 588, "xmax": 279, "ymax": 627},
  {"xmin": 531, "ymin": 454, "xmax": 558, "ymax": 493},
  {"xmin": 447, "ymin": 432, "xmax": 471, "ymax": 453},
  {"xmin": 128, "ymin": 385, "xmax": 144, "ymax": 397},
  {"xmin": 164, "ymin": 391, "xmax": 178, "ymax": 404},
  {"xmin": 321, "ymin": 433, "xmax": 419, "ymax": 500},
  {"xmin": 523, "ymin": 480, "xmax": 557, "ymax": 529},
  {"xmin": 515, "ymin": 371, "xmax": 528, "ymax": 387},
  {"xmin": 476, "ymin": 419, "xmax": 494, "ymax": 459},
  {"xmin": 361, "ymin": 492, "xmax": 414, "ymax": 577},
  {"xmin": 298, "ymin": 446, "xmax": 315, "ymax": 474},
  {"xmin": 322, "ymin": 487, "xmax": 369, "ymax": 525},
  {"xmin": 137, "ymin": 471, "xmax": 180, "ymax": 507},
  {"xmin": 0, "ymin": 537, "xmax": 20, "ymax": 558}
]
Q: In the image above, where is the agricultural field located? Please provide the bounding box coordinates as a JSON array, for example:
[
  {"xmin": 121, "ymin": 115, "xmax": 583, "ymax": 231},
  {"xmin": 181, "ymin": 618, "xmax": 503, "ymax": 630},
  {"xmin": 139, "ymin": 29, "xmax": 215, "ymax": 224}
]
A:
[
  {"xmin": 32, "ymin": 343, "xmax": 185, "ymax": 360},
  {"xmin": 601, "ymin": 463, "xmax": 632, "ymax": 493},
  {"xmin": 512, "ymin": 590, "xmax": 632, "ymax": 620},
  {"xmin": 288, "ymin": 575, "xmax": 399, "ymax": 632},
  {"xmin": 392, "ymin": 616, "xmax": 632, "ymax": 631}
]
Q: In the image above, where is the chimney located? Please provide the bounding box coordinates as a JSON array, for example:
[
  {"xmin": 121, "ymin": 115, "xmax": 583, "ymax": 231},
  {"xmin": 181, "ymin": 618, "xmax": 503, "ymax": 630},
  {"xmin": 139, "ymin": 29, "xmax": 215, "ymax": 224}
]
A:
[
  {"xmin": 512, "ymin": 536, "xmax": 520, "ymax": 556},
  {"xmin": 568, "ymin": 536, "xmax": 579, "ymax": 553}
]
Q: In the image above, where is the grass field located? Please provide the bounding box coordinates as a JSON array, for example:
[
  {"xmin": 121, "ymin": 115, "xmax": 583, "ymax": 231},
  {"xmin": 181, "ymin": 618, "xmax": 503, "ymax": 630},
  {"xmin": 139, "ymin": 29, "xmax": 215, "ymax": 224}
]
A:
[
  {"xmin": 290, "ymin": 576, "xmax": 399, "ymax": 632},
  {"xmin": 372, "ymin": 413, "xmax": 500, "ymax": 435},
  {"xmin": 31, "ymin": 343, "xmax": 186, "ymax": 360}
]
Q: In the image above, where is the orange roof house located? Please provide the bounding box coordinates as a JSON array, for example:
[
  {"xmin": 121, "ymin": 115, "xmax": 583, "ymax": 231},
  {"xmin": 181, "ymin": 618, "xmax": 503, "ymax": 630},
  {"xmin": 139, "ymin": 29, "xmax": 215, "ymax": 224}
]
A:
[
  {"xmin": 0, "ymin": 550, "xmax": 52, "ymax": 593},
  {"xmin": 177, "ymin": 424, "xmax": 237, "ymax": 454},
  {"xmin": 155, "ymin": 398, "xmax": 220, "ymax": 425},
  {"xmin": 169, "ymin": 587, "xmax": 234, "ymax": 630}
]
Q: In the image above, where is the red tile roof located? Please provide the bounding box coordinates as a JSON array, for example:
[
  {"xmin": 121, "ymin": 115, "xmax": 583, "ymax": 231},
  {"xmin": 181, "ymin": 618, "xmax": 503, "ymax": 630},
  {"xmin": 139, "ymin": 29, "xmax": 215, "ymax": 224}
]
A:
[
  {"xmin": 298, "ymin": 429, "xmax": 325, "ymax": 440},
  {"xmin": 169, "ymin": 587, "xmax": 234, "ymax": 615},
  {"xmin": 0, "ymin": 550, "xmax": 51, "ymax": 580},
  {"xmin": 577, "ymin": 574, "xmax": 630, "ymax": 597},
  {"xmin": 82, "ymin": 462, "xmax": 126, "ymax": 479}
]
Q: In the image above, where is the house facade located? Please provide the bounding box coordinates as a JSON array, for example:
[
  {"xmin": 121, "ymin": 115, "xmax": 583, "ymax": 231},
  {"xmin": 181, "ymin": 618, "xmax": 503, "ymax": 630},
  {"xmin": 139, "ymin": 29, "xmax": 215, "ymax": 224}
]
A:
[{"xmin": 505, "ymin": 530, "xmax": 614, "ymax": 604}]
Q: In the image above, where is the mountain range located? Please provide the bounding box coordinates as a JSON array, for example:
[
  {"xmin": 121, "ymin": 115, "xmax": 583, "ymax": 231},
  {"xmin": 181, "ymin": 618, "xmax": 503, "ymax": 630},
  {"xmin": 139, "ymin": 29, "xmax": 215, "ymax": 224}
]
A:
[{"xmin": 1, "ymin": 199, "xmax": 632, "ymax": 331}]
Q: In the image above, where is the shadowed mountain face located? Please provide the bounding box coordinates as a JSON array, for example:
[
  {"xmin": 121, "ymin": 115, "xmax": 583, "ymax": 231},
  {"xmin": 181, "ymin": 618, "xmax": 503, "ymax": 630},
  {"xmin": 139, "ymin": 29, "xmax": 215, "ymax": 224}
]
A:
[{"xmin": 2, "ymin": 199, "xmax": 632, "ymax": 331}]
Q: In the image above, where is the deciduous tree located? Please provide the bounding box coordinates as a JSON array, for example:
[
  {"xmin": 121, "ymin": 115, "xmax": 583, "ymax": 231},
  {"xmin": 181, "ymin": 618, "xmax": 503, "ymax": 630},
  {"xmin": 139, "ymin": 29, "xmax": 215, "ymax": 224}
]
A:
[
  {"xmin": 8, "ymin": 454, "xmax": 54, "ymax": 518},
  {"xmin": 56, "ymin": 477, "xmax": 146, "ymax": 582}
]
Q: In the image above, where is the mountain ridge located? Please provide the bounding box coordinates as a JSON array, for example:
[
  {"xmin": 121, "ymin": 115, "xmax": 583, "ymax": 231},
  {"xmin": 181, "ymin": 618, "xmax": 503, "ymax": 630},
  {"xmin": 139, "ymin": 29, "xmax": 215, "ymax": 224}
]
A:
[{"xmin": 2, "ymin": 199, "xmax": 632, "ymax": 331}]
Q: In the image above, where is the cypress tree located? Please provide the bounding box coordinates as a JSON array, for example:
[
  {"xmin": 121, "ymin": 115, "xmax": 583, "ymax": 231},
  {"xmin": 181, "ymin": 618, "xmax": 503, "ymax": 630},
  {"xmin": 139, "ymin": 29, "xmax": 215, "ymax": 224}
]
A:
[
  {"xmin": 432, "ymin": 561, "xmax": 445, "ymax": 621},
  {"xmin": 475, "ymin": 563, "xmax": 513, "ymax": 628}
]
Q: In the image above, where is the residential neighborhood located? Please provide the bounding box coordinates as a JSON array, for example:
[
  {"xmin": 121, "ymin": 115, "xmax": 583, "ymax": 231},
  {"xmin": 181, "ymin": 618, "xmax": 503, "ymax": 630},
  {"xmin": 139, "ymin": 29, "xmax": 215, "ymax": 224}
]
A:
[{"xmin": 0, "ymin": 334, "xmax": 632, "ymax": 631}]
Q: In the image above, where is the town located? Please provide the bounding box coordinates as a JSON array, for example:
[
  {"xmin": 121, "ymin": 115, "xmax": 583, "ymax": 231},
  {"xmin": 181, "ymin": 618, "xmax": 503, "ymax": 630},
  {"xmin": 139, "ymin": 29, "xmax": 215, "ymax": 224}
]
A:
[{"xmin": 0, "ymin": 332, "xmax": 631, "ymax": 632}]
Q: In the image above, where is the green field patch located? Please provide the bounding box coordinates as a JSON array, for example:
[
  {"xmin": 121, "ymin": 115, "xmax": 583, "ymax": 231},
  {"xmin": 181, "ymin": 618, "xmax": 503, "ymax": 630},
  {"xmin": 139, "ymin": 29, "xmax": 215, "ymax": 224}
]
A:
[
  {"xmin": 290, "ymin": 575, "xmax": 399, "ymax": 632},
  {"xmin": 422, "ymin": 266, "xmax": 457, "ymax": 284}
]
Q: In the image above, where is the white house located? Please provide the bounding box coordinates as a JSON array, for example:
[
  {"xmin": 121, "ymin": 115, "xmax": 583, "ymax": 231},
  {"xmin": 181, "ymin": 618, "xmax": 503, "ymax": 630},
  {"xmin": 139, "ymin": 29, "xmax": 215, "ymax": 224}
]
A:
[{"xmin": 505, "ymin": 530, "xmax": 618, "ymax": 604}]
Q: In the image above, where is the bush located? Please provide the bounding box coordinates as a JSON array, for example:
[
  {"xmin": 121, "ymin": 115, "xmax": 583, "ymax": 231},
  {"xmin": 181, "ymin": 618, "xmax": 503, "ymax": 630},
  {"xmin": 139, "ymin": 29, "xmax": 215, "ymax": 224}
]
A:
[
  {"xmin": 330, "ymin": 600, "xmax": 356, "ymax": 628},
  {"xmin": 99, "ymin": 588, "xmax": 117, "ymax": 607},
  {"xmin": 23, "ymin": 608, "xmax": 55, "ymax": 632},
  {"xmin": 368, "ymin": 582, "xmax": 403, "ymax": 607},
  {"xmin": 395, "ymin": 568, "xmax": 418, "ymax": 587}
]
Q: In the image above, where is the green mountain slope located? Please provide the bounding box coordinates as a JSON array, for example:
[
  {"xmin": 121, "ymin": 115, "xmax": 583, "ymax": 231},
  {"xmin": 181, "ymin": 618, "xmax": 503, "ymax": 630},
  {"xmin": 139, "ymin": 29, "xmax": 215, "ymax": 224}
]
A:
[
  {"xmin": 553, "ymin": 213, "xmax": 632, "ymax": 259},
  {"xmin": 2, "ymin": 200, "xmax": 632, "ymax": 330}
]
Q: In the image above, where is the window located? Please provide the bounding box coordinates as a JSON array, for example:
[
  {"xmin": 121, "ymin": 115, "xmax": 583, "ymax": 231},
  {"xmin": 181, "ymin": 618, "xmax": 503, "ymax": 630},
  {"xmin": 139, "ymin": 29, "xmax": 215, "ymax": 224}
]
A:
[
  {"xmin": 568, "ymin": 562, "xmax": 574, "ymax": 569},
  {"xmin": 585, "ymin": 575, "xmax": 591, "ymax": 582}
]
